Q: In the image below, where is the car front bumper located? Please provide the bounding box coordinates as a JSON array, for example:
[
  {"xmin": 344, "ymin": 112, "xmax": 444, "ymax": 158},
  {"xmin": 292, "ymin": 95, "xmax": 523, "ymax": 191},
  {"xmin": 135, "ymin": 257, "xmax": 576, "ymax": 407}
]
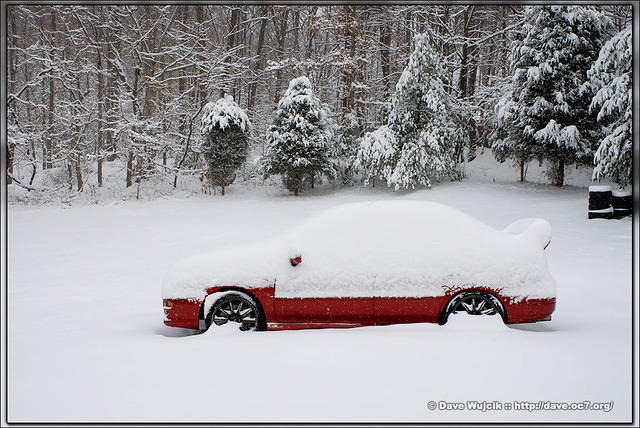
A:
[{"xmin": 163, "ymin": 298, "xmax": 202, "ymax": 330}]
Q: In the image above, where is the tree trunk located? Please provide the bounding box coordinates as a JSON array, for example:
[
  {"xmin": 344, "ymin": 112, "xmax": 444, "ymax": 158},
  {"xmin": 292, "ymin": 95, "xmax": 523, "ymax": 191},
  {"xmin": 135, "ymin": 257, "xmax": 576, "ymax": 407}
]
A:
[
  {"xmin": 458, "ymin": 7, "xmax": 470, "ymax": 99},
  {"xmin": 195, "ymin": 6, "xmax": 207, "ymax": 107},
  {"xmin": 67, "ymin": 162, "xmax": 73, "ymax": 190},
  {"xmin": 221, "ymin": 7, "xmax": 240, "ymax": 98},
  {"xmin": 128, "ymin": 55, "xmax": 140, "ymax": 188},
  {"xmin": 27, "ymin": 92, "xmax": 36, "ymax": 186},
  {"xmin": 441, "ymin": 6, "xmax": 452, "ymax": 92},
  {"xmin": 293, "ymin": 10, "xmax": 300, "ymax": 53},
  {"xmin": 104, "ymin": 25, "xmax": 116, "ymax": 158},
  {"xmin": 29, "ymin": 154, "xmax": 37, "ymax": 187},
  {"xmin": 234, "ymin": 8, "xmax": 246, "ymax": 101},
  {"xmin": 404, "ymin": 10, "xmax": 412, "ymax": 52},
  {"xmin": 273, "ymin": 9, "xmax": 289, "ymax": 103},
  {"xmin": 75, "ymin": 155, "xmax": 83, "ymax": 191},
  {"xmin": 467, "ymin": 62, "xmax": 477, "ymax": 97},
  {"xmin": 45, "ymin": 10, "xmax": 56, "ymax": 170},
  {"xmin": 306, "ymin": 6, "xmax": 317, "ymax": 62},
  {"xmin": 135, "ymin": 155, "xmax": 142, "ymax": 184},
  {"xmin": 380, "ymin": 18, "xmax": 392, "ymax": 99},
  {"xmin": 555, "ymin": 158, "xmax": 565, "ymax": 187},
  {"xmin": 248, "ymin": 7, "xmax": 268, "ymax": 110},
  {"xmin": 126, "ymin": 151, "xmax": 134, "ymax": 187},
  {"xmin": 8, "ymin": 12, "xmax": 17, "ymax": 184},
  {"xmin": 520, "ymin": 159, "xmax": 525, "ymax": 182},
  {"xmin": 96, "ymin": 43, "xmax": 104, "ymax": 187},
  {"xmin": 7, "ymin": 144, "xmax": 15, "ymax": 184},
  {"xmin": 142, "ymin": 6, "xmax": 157, "ymax": 119},
  {"xmin": 342, "ymin": 6, "xmax": 355, "ymax": 115}
]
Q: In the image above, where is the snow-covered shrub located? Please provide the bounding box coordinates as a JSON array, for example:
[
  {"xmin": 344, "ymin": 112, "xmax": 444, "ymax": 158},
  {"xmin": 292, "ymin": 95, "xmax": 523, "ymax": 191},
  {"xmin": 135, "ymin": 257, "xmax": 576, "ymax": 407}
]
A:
[
  {"xmin": 355, "ymin": 34, "xmax": 465, "ymax": 190},
  {"xmin": 261, "ymin": 76, "xmax": 336, "ymax": 196},
  {"xmin": 496, "ymin": 6, "xmax": 612, "ymax": 186},
  {"xmin": 587, "ymin": 26, "xmax": 632, "ymax": 188},
  {"xmin": 200, "ymin": 95, "xmax": 250, "ymax": 195}
]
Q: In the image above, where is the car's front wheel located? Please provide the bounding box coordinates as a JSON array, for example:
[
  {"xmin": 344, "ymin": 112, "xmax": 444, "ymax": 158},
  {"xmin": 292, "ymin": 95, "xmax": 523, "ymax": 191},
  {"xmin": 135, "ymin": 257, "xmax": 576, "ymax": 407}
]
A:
[
  {"xmin": 438, "ymin": 290, "xmax": 507, "ymax": 325},
  {"xmin": 207, "ymin": 292, "xmax": 264, "ymax": 331}
]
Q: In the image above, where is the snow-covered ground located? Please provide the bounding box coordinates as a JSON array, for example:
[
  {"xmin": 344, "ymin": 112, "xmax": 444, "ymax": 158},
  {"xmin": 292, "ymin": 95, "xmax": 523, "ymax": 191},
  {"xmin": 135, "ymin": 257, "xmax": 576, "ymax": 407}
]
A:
[{"xmin": 6, "ymin": 152, "xmax": 634, "ymax": 423}]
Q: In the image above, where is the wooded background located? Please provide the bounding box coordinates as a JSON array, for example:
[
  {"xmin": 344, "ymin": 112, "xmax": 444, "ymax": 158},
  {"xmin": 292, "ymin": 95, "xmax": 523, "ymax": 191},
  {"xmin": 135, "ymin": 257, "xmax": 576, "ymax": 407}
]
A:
[{"xmin": 6, "ymin": 5, "xmax": 632, "ymax": 195}]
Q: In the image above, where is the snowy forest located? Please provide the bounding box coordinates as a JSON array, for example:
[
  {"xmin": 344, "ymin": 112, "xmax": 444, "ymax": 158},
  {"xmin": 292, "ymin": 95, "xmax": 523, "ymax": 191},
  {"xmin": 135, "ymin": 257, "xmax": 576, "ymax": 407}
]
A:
[{"xmin": 6, "ymin": 5, "xmax": 633, "ymax": 201}]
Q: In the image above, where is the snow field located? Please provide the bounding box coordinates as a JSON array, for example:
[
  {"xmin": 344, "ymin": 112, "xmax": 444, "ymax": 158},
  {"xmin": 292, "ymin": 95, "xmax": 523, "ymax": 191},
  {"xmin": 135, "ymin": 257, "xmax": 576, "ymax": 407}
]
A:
[{"xmin": 7, "ymin": 154, "xmax": 633, "ymax": 422}]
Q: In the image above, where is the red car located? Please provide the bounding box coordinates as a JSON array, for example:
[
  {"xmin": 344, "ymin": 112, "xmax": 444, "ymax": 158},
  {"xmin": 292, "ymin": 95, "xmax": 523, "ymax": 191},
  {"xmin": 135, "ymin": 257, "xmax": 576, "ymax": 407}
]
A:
[{"xmin": 162, "ymin": 201, "xmax": 556, "ymax": 332}]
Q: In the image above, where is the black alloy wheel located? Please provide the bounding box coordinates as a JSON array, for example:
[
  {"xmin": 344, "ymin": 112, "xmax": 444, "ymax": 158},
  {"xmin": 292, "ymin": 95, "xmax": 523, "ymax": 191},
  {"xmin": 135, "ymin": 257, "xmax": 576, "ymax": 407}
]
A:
[{"xmin": 209, "ymin": 293, "xmax": 261, "ymax": 331}]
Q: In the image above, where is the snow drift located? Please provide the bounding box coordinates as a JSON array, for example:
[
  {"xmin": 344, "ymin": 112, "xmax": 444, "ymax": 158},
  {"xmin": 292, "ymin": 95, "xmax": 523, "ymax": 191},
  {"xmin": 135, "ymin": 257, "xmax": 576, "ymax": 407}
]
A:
[{"xmin": 162, "ymin": 200, "xmax": 557, "ymax": 301}]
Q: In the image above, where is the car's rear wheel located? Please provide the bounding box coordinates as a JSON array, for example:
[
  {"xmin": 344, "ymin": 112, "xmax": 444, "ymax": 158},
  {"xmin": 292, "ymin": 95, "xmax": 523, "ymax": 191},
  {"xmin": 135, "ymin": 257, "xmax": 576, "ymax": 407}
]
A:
[
  {"xmin": 207, "ymin": 292, "xmax": 264, "ymax": 331},
  {"xmin": 438, "ymin": 290, "xmax": 506, "ymax": 325}
]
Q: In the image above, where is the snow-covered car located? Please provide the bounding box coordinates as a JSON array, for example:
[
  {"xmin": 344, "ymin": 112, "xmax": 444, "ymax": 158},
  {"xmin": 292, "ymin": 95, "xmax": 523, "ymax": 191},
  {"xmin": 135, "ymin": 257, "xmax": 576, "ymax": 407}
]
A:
[{"xmin": 162, "ymin": 200, "xmax": 556, "ymax": 332}]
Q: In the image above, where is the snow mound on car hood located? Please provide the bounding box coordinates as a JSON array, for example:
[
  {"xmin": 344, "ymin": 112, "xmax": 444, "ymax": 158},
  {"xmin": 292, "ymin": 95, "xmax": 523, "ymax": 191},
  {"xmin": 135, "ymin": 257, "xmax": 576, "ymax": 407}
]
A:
[
  {"xmin": 162, "ymin": 200, "xmax": 556, "ymax": 300},
  {"xmin": 162, "ymin": 240, "xmax": 288, "ymax": 300}
]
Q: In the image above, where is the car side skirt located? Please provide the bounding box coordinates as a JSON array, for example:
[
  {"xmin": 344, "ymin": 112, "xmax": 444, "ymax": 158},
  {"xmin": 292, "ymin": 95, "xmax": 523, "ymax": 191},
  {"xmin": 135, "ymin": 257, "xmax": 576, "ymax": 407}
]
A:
[{"xmin": 267, "ymin": 322, "xmax": 370, "ymax": 330}]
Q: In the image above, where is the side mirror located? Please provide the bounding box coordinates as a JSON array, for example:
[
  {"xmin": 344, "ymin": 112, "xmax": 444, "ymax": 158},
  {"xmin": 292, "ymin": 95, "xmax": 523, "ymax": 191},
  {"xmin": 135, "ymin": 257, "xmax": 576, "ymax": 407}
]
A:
[{"xmin": 289, "ymin": 255, "xmax": 302, "ymax": 266}]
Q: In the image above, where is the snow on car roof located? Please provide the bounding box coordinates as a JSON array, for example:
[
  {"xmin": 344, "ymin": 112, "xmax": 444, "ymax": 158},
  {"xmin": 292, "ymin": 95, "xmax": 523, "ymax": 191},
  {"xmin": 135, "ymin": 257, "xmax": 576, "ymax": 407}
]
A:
[
  {"xmin": 288, "ymin": 200, "xmax": 496, "ymax": 243},
  {"xmin": 162, "ymin": 200, "xmax": 556, "ymax": 301}
]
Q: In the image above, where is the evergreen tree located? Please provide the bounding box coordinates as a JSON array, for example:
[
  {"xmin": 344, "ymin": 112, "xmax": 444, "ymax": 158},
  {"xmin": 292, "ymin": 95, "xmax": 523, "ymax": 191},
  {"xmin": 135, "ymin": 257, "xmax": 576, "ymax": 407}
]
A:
[
  {"xmin": 587, "ymin": 26, "xmax": 632, "ymax": 188},
  {"xmin": 500, "ymin": 6, "xmax": 611, "ymax": 186},
  {"xmin": 333, "ymin": 113, "xmax": 360, "ymax": 185},
  {"xmin": 492, "ymin": 80, "xmax": 535, "ymax": 182},
  {"xmin": 262, "ymin": 76, "xmax": 336, "ymax": 196},
  {"xmin": 356, "ymin": 34, "xmax": 465, "ymax": 189},
  {"xmin": 354, "ymin": 125, "xmax": 396, "ymax": 186},
  {"xmin": 200, "ymin": 95, "xmax": 250, "ymax": 196}
]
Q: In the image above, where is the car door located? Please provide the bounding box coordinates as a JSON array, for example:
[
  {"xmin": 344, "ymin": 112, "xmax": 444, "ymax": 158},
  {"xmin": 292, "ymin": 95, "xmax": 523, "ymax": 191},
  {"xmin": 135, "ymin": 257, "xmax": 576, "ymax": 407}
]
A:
[
  {"xmin": 273, "ymin": 252, "xmax": 374, "ymax": 324},
  {"xmin": 373, "ymin": 296, "xmax": 441, "ymax": 324},
  {"xmin": 272, "ymin": 204, "xmax": 392, "ymax": 325},
  {"xmin": 274, "ymin": 295, "xmax": 374, "ymax": 324},
  {"xmin": 370, "ymin": 244, "xmax": 445, "ymax": 325}
]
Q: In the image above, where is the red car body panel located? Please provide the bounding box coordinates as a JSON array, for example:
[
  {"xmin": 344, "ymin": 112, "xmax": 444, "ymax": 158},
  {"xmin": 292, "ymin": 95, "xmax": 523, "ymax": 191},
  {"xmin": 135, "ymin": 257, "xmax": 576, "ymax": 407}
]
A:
[
  {"xmin": 374, "ymin": 296, "xmax": 444, "ymax": 324},
  {"xmin": 504, "ymin": 296, "xmax": 556, "ymax": 323},
  {"xmin": 163, "ymin": 284, "xmax": 555, "ymax": 330},
  {"xmin": 275, "ymin": 297, "xmax": 373, "ymax": 323},
  {"xmin": 163, "ymin": 298, "xmax": 201, "ymax": 329}
]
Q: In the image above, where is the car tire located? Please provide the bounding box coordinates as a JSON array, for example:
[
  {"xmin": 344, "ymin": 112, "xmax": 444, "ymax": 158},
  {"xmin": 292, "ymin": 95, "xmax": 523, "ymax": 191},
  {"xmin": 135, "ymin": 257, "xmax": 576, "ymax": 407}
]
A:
[
  {"xmin": 206, "ymin": 291, "xmax": 266, "ymax": 332},
  {"xmin": 437, "ymin": 290, "xmax": 507, "ymax": 325}
]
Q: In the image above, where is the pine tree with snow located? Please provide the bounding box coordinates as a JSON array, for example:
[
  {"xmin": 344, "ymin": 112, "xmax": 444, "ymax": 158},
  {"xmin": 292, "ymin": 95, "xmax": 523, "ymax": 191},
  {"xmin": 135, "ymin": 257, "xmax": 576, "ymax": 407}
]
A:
[
  {"xmin": 499, "ymin": 6, "xmax": 611, "ymax": 186},
  {"xmin": 356, "ymin": 34, "xmax": 465, "ymax": 189},
  {"xmin": 354, "ymin": 125, "xmax": 396, "ymax": 186},
  {"xmin": 333, "ymin": 112, "xmax": 361, "ymax": 185},
  {"xmin": 491, "ymin": 81, "xmax": 536, "ymax": 183},
  {"xmin": 200, "ymin": 95, "xmax": 250, "ymax": 196},
  {"xmin": 262, "ymin": 77, "xmax": 336, "ymax": 196},
  {"xmin": 587, "ymin": 26, "xmax": 632, "ymax": 188}
]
